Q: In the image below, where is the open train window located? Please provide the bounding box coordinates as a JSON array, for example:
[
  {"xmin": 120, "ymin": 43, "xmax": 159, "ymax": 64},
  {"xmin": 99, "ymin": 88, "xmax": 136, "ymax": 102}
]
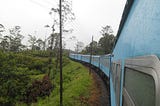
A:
[{"xmin": 123, "ymin": 68, "xmax": 155, "ymax": 106}]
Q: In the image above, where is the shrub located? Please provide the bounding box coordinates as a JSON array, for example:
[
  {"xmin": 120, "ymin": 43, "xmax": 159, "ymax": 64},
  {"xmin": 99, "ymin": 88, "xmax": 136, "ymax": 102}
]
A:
[{"xmin": 24, "ymin": 75, "xmax": 53, "ymax": 104}]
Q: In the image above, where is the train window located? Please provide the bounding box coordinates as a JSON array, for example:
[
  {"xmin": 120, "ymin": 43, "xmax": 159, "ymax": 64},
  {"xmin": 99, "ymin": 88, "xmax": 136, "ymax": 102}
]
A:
[
  {"xmin": 124, "ymin": 68, "xmax": 155, "ymax": 106},
  {"xmin": 122, "ymin": 95, "xmax": 129, "ymax": 106},
  {"xmin": 123, "ymin": 88, "xmax": 135, "ymax": 106},
  {"xmin": 106, "ymin": 58, "xmax": 110, "ymax": 68},
  {"xmin": 112, "ymin": 63, "xmax": 116, "ymax": 89},
  {"xmin": 115, "ymin": 64, "xmax": 121, "ymax": 106}
]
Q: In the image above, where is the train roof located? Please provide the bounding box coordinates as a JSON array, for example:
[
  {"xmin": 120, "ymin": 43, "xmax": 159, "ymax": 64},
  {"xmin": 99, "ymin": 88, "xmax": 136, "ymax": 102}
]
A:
[{"xmin": 112, "ymin": 0, "xmax": 134, "ymax": 51}]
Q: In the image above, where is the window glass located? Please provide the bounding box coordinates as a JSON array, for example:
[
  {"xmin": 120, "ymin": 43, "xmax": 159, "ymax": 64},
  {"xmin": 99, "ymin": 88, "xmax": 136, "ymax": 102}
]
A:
[
  {"xmin": 115, "ymin": 64, "xmax": 121, "ymax": 106},
  {"xmin": 112, "ymin": 63, "xmax": 116, "ymax": 89},
  {"xmin": 123, "ymin": 96, "xmax": 128, "ymax": 106},
  {"xmin": 124, "ymin": 68, "xmax": 155, "ymax": 106}
]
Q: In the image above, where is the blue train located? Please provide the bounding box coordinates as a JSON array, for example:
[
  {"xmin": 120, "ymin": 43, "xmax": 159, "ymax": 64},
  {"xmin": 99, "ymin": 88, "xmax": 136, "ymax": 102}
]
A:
[{"xmin": 69, "ymin": 0, "xmax": 160, "ymax": 106}]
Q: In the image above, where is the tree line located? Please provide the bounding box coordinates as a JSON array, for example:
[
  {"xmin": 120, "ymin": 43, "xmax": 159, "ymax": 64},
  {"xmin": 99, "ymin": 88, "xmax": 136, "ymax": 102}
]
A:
[
  {"xmin": 0, "ymin": 25, "xmax": 60, "ymax": 52},
  {"xmin": 81, "ymin": 25, "xmax": 116, "ymax": 55}
]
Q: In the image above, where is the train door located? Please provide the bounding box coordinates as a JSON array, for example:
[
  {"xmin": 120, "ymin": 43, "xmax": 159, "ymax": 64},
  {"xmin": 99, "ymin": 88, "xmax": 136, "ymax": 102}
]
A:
[{"xmin": 123, "ymin": 55, "xmax": 160, "ymax": 106}]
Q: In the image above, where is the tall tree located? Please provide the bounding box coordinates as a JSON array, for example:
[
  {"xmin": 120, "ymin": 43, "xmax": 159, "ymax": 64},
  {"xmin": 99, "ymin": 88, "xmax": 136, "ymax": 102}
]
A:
[
  {"xmin": 28, "ymin": 34, "xmax": 37, "ymax": 50},
  {"xmin": 100, "ymin": 25, "xmax": 113, "ymax": 36},
  {"xmin": 0, "ymin": 36, "xmax": 9, "ymax": 51},
  {"xmin": 98, "ymin": 25, "xmax": 115, "ymax": 54},
  {"xmin": 75, "ymin": 41, "xmax": 84, "ymax": 53},
  {"xmin": 82, "ymin": 41, "xmax": 98, "ymax": 54},
  {"xmin": 50, "ymin": 0, "xmax": 75, "ymax": 31},
  {"xmin": 0, "ymin": 24, "xmax": 5, "ymax": 33},
  {"xmin": 9, "ymin": 26, "xmax": 24, "ymax": 52},
  {"xmin": 36, "ymin": 38, "xmax": 44, "ymax": 50},
  {"xmin": 82, "ymin": 25, "xmax": 115, "ymax": 55},
  {"xmin": 47, "ymin": 0, "xmax": 75, "ymax": 52},
  {"xmin": 0, "ymin": 24, "xmax": 5, "ymax": 50},
  {"xmin": 0, "ymin": 24, "xmax": 5, "ymax": 37},
  {"xmin": 46, "ymin": 0, "xmax": 75, "ymax": 77}
]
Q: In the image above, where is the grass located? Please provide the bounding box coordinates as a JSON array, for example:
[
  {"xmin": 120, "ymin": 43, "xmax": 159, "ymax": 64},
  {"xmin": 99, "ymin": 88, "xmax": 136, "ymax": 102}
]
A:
[
  {"xmin": 16, "ymin": 59, "xmax": 92, "ymax": 106},
  {"xmin": 30, "ymin": 74, "xmax": 46, "ymax": 80},
  {"xmin": 30, "ymin": 59, "xmax": 92, "ymax": 106}
]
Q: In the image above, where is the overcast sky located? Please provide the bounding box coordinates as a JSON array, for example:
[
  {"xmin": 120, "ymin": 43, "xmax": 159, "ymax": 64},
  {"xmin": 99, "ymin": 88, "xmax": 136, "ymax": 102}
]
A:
[{"xmin": 0, "ymin": 0, "xmax": 126, "ymax": 50}]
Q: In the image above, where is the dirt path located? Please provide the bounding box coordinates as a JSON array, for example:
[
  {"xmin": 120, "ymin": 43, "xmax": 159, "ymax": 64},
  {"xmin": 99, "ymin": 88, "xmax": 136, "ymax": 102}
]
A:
[{"xmin": 88, "ymin": 69, "xmax": 110, "ymax": 106}]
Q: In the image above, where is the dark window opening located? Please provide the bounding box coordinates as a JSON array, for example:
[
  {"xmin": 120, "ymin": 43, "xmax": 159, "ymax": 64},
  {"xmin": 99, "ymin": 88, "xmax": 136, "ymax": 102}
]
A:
[{"xmin": 124, "ymin": 68, "xmax": 155, "ymax": 106}]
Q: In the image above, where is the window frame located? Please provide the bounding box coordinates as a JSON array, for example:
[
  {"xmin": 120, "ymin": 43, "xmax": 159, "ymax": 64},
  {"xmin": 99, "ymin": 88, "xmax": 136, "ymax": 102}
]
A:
[
  {"xmin": 123, "ymin": 88, "xmax": 135, "ymax": 106},
  {"xmin": 123, "ymin": 55, "xmax": 160, "ymax": 106}
]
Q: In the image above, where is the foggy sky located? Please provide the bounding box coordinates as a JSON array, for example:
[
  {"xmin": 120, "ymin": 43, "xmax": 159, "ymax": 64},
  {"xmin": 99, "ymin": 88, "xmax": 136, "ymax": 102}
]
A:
[{"xmin": 0, "ymin": 0, "xmax": 126, "ymax": 50}]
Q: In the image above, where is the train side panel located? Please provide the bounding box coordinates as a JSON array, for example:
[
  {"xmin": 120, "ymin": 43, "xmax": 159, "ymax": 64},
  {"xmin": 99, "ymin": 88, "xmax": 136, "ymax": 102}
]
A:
[{"xmin": 113, "ymin": 0, "xmax": 160, "ymax": 60}]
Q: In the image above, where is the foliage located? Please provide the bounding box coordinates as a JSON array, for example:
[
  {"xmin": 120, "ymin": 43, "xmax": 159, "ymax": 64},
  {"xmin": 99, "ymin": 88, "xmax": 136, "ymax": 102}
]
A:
[
  {"xmin": 0, "ymin": 36, "xmax": 9, "ymax": 51},
  {"xmin": 50, "ymin": 0, "xmax": 75, "ymax": 31},
  {"xmin": 9, "ymin": 26, "xmax": 24, "ymax": 52},
  {"xmin": 98, "ymin": 33, "xmax": 115, "ymax": 54},
  {"xmin": 82, "ymin": 25, "xmax": 115, "ymax": 54},
  {"xmin": 82, "ymin": 40, "xmax": 99, "ymax": 55},
  {"xmin": 28, "ymin": 34, "xmax": 37, "ymax": 50},
  {"xmin": 36, "ymin": 38, "xmax": 45, "ymax": 50},
  {"xmin": 0, "ymin": 24, "xmax": 5, "ymax": 32},
  {"xmin": 20, "ymin": 50, "xmax": 51, "ymax": 57},
  {"xmin": 0, "ymin": 51, "xmax": 50, "ymax": 105},
  {"xmin": 28, "ymin": 35, "xmax": 46, "ymax": 51},
  {"xmin": 0, "ymin": 26, "xmax": 24, "ymax": 52},
  {"xmin": 0, "ymin": 52, "xmax": 29, "ymax": 105},
  {"xmin": 75, "ymin": 41, "xmax": 84, "ymax": 53},
  {"xmin": 0, "ymin": 48, "xmax": 92, "ymax": 106},
  {"xmin": 24, "ymin": 75, "xmax": 53, "ymax": 104},
  {"xmin": 30, "ymin": 59, "xmax": 92, "ymax": 106}
]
